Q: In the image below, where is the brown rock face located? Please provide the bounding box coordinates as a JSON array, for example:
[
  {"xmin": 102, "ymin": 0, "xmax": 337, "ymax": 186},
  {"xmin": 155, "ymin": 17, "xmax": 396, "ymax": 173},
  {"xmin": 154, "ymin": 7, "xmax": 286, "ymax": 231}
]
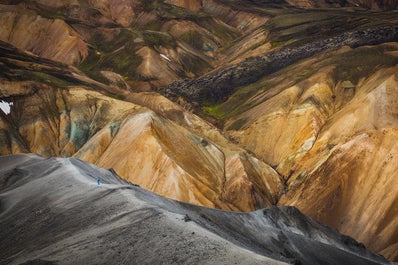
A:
[
  {"xmin": 0, "ymin": 5, "xmax": 88, "ymax": 64},
  {"xmin": 165, "ymin": 0, "xmax": 202, "ymax": 10},
  {"xmin": 135, "ymin": 46, "xmax": 180, "ymax": 87},
  {"xmin": 88, "ymin": 0, "xmax": 138, "ymax": 26}
]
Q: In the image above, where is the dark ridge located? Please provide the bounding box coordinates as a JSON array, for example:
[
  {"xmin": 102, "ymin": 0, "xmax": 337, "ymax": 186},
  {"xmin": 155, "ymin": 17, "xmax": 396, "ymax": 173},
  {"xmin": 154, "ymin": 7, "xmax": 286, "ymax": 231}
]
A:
[
  {"xmin": 162, "ymin": 26, "xmax": 398, "ymax": 105},
  {"xmin": 0, "ymin": 154, "xmax": 393, "ymax": 265}
]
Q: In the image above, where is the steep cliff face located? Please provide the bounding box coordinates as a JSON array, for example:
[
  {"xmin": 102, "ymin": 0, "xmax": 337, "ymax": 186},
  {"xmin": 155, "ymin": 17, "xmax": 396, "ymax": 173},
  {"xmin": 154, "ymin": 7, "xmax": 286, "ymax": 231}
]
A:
[{"xmin": 279, "ymin": 129, "xmax": 398, "ymax": 260}]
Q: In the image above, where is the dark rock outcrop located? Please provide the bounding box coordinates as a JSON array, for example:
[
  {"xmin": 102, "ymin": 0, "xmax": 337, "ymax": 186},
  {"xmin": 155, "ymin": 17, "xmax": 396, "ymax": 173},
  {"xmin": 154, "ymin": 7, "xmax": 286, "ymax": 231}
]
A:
[{"xmin": 163, "ymin": 26, "xmax": 398, "ymax": 104}]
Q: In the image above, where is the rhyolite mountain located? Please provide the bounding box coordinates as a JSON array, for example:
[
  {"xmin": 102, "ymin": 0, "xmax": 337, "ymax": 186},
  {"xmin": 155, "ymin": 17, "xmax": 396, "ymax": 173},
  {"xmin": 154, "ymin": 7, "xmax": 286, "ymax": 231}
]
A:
[
  {"xmin": 0, "ymin": 0, "xmax": 397, "ymax": 262},
  {"xmin": 0, "ymin": 154, "xmax": 395, "ymax": 265}
]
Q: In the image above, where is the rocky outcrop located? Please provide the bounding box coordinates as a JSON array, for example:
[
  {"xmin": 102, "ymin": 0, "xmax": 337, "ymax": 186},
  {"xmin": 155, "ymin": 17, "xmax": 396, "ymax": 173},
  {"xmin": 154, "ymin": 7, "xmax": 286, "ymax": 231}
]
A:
[{"xmin": 279, "ymin": 129, "xmax": 398, "ymax": 260}]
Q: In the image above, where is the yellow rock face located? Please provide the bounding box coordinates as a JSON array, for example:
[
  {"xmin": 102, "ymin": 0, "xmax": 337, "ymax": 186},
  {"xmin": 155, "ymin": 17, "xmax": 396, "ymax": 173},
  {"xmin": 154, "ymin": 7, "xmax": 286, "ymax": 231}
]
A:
[
  {"xmin": 220, "ymin": 57, "xmax": 398, "ymax": 259},
  {"xmin": 0, "ymin": 82, "xmax": 283, "ymax": 211},
  {"xmin": 279, "ymin": 129, "xmax": 398, "ymax": 259},
  {"xmin": 274, "ymin": 68, "xmax": 398, "ymax": 259},
  {"xmin": 77, "ymin": 111, "xmax": 283, "ymax": 210},
  {"xmin": 227, "ymin": 70, "xmax": 335, "ymax": 169}
]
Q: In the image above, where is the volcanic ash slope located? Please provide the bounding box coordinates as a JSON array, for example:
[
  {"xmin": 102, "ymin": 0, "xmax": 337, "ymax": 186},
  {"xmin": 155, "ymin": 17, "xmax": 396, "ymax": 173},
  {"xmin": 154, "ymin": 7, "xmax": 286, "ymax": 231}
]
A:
[{"xmin": 0, "ymin": 154, "xmax": 393, "ymax": 265}]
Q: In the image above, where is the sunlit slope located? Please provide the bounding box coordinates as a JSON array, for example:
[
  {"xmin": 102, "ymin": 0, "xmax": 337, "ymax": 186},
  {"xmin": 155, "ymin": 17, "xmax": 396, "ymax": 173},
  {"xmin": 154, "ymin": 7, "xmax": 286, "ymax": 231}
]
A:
[
  {"xmin": 0, "ymin": 43, "xmax": 282, "ymax": 212},
  {"xmin": 204, "ymin": 44, "xmax": 398, "ymax": 260}
]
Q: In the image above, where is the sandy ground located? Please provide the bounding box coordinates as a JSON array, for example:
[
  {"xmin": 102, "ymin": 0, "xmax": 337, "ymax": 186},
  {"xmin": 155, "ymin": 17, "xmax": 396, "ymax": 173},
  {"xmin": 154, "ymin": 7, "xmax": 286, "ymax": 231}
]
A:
[{"xmin": 0, "ymin": 154, "xmax": 394, "ymax": 265}]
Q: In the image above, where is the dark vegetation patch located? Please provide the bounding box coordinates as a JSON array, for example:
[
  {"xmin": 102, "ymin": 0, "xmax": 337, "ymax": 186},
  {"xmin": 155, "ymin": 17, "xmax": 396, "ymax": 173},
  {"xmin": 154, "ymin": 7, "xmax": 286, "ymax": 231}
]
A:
[
  {"xmin": 227, "ymin": 118, "xmax": 249, "ymax": 131},
  {"xmin": 264, "ymin": 11, "xmax": 394, "ymax": 48},
  {"xmin": 78, "ymin": 29, "xmax": 144, "ymax": 82},
  {"xmin": 143, "ymin": 30, "xmax": 176, "ymax": 49},
  {"xmin": 179, "ymin": 53, "xmax": 212, "ymax": 76},
  {"xmin": 180, "ymin": 31, "xmax": 204, "ymax": 50}
]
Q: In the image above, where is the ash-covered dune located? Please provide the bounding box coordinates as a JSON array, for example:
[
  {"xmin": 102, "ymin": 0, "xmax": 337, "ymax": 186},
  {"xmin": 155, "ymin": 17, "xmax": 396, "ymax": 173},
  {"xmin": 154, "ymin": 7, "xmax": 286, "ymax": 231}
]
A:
[{"xmin": 0, "ymin": 154, "xmax": 393, "ymax": 265}]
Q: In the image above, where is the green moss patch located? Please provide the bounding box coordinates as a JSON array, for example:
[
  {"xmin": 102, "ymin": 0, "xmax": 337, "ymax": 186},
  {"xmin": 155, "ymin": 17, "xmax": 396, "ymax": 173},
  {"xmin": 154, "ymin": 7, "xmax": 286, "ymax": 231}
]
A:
[
  {"xmin": 203, "ymin": 105, "xmax": 227, "ymax": 120},
  {"xmin": 143, "ymin": 30, "xmax": 176, "ymax": 49},
  {"xmin": 180, "ymin": 31, "xmax": 204, "ymax": 50},
  {"xmin": 79, "ymin": 29, "xmax": 144, "ymax": 82}
]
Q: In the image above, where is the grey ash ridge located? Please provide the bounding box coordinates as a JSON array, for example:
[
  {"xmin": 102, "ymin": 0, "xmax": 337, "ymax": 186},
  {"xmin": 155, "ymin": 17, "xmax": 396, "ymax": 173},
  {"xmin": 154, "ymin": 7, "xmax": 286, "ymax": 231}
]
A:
[
  {"xmin": 0, "ymin": 154, "xmax": 394, "ymax": 265},
  {"xmin": 162, "ymin": 26, "xmax": 398, "ymax": 104}
]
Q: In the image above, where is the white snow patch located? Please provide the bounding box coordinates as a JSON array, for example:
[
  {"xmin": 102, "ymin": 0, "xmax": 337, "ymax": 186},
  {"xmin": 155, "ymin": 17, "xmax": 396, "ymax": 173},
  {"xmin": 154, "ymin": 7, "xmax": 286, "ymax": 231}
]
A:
[
  {"xmin": 0, "ymin": 100, "xmax": 13, "ymax": 115},
  {"xmin": 292, "ymin": 103, "xmax": 312, "ymax": 115},
  {"xmin": 160, "ymin": 53, "xmax": 171, "ymax": 62},
  {"xmin": 298, "ymin": 136, "xmax": 316, "ymax": 152},
  {"xmin": 183, "ymin": 113, "xmax": 193, "ymax": 127}
]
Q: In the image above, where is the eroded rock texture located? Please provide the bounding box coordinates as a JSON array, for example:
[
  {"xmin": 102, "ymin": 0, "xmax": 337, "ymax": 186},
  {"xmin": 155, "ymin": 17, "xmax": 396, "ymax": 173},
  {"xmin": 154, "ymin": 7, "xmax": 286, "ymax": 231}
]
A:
[
  {"xmin": 0, "ymin": 0, "xmax": 398, "ymax": 262},
  {"xmin": 0, "ymin": 80, "xmax": 282, "ymax": 212}
]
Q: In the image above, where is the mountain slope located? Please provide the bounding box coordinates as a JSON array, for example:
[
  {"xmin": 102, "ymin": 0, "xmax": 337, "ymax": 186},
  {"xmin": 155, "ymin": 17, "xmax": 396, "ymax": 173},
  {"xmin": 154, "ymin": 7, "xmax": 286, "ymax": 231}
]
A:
[
  {"xmin": 0, "ymin": 43, "xmax": 283, "ymax": 212},
  {"xmin": 200, "ymin": 44, "xmax": 398, "ymax": 259},
  {"xmin": 0, "ymin": 154, "xmax": 394, "ymax": 265},
  {"xmin": 0, "ymin": 0, "xmax": 398, "ymax": 262}
]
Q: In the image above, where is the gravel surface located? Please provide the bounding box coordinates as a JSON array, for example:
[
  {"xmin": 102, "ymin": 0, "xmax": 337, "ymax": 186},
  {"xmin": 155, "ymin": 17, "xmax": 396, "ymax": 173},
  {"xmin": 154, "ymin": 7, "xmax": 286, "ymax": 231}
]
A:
[{"xmin": 0, "ymin": 154, "xmax": 393, "ymax": 265}]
